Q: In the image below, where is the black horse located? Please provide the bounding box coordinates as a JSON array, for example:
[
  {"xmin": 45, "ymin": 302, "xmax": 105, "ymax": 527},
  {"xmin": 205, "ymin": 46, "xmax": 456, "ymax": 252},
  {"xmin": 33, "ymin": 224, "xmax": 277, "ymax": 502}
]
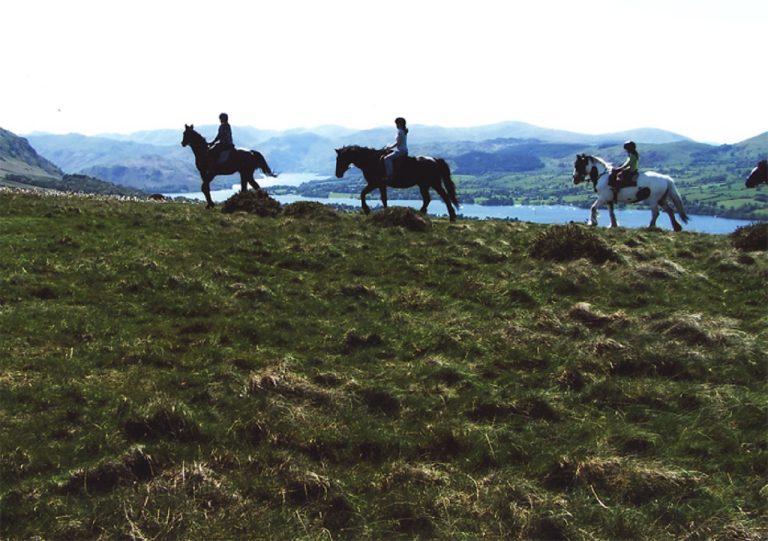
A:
[
  {"xmin": 334, "ymin": 145, "xmax": 459, "ymax": 222},
  {"xmin": 746, "ymin": 160, "xmax": 767, "ymax": 188},
  {"xmin": 181, "ymin": 124, "xmax": 276, "ymax": 208}
]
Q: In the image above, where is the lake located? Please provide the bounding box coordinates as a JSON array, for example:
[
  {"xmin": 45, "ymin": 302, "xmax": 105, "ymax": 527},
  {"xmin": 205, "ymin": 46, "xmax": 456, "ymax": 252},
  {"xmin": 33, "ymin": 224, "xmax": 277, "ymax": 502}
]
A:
[{"xmin": 165, "ymin": 175, "xmax": 758, "ymax": 235}]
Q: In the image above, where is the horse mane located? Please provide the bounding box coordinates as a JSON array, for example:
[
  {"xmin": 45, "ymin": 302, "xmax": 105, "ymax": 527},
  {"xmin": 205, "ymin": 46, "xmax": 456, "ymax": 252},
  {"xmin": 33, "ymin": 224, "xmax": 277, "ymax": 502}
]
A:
[
  {"xmin": 185, "ymin": 126, "xmax": 207, "ymax": 145},
  {"xmin": 338, "ymin": 144, "xmax": 379, "ymax": 153},
  {"xmin": 591, "ymin": 155, "xmax": 614, "ymax": 169}
]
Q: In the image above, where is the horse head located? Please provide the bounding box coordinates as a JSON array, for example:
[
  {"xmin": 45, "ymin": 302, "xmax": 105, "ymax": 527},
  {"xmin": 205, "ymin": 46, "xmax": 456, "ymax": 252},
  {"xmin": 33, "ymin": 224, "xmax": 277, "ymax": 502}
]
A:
[
  {"xmin": 745, "ymin": 160, "xmax": 768, "ymax": 188},
  {"xmin": 572, "ymin": 154, "xmax": 592, "ymax": 185},
  {"xmin": 181, "ymin": 124, "xmax": 205, "ymax": 148},
  {"xmin": 335, "ymin": 147, "xmax": 353, "ymax": 178}
]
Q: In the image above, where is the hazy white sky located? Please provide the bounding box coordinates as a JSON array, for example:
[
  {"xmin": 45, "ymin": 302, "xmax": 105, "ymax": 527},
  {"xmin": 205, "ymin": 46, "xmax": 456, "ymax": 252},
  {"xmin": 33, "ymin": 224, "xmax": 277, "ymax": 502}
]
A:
[{"xmin": 3, "ymin": 0, "xmax": 766, "ymax": 143}]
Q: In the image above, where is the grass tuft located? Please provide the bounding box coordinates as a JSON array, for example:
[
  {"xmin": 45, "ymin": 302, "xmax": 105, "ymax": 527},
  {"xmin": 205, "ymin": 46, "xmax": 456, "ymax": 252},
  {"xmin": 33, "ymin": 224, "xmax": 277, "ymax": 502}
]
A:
[
  {"xmin": 220, "ymin": 188, "xmax": 281, "ymax": 216},
  {"xmin": 529, "ymin": 223, "xmax": 620, "ymax": 263}
]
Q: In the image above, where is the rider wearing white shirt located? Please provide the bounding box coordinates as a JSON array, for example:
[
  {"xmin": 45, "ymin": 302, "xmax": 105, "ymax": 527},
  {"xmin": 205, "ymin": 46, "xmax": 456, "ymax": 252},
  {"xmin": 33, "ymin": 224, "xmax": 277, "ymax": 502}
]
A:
[{"xmin": 383, "ymin": 117, "xmax": 409, "ymax": 181}]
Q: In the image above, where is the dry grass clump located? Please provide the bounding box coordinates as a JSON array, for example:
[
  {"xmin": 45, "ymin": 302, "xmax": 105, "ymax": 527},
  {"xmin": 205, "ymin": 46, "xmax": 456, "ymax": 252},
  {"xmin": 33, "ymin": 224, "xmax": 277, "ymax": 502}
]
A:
[
  {"xmin": 731, "ymin": 222, "xmax": 767, "ymax": 251},
  {"xmin": 574, "ymin": 456, "xmax": 701, "ymax": 505},
  {"xmin": 123, "ymin": 401, "xmax": 202, "ymax": 442},
  {"xmin": 221, "ymin": 189, "xmax": 281, "ymax": 216},
  {"xmin": 59, "ymin": 447, "xmax": 155, "ymax": 494},
  {"xmin": 634, "ymin": 258, "xmax": 687, "ymax": 279},
  {"xmin": 529, "ymin": 224, "xmax": 620, "ymax": 263},
  {"xmin": 653, "ymin": 313, "xmax": 747, "ymax": 346},
  {"xmin": 281, "ymin": 201, "xmax": 340, "ymax": 221},
  {"xmin": 382, "ymin": 462, "xmax": 448, "ymax": 489},
  {"xmin": 245, "ymin": 364, "xmax": 335, "ymax": 406},
  {"xmin": 569, "ymin": 301, "xmax": 629, "ymax": 328},
  {"xmin": 370, "ymin": 207, "xmax": 431, "ymax": 231}
]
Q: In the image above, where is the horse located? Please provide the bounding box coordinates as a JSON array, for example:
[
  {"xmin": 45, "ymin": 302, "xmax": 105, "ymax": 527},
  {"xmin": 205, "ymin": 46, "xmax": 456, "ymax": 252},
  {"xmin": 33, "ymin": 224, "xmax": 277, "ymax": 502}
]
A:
[
  {"xmin": 181, "ymin": 124, "xmax": 276, "ymax": 208},
  {"xmin": 334, "ymin": 145, "xmax": 460, "ymax": 222},
  {"xmin": 572, "ymin": 154, "xmax": 689, "ymax": 231},
  {"xmin": 746, "ymin": 160, "xmax": 767, "ymax": 188}
]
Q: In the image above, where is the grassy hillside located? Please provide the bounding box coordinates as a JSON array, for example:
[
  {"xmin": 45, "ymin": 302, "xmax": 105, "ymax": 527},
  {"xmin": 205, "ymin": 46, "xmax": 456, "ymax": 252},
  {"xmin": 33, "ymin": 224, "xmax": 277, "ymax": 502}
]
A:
[{"xmin": 0, "ymin": 190, "xmax": 766, "ymax": 540}]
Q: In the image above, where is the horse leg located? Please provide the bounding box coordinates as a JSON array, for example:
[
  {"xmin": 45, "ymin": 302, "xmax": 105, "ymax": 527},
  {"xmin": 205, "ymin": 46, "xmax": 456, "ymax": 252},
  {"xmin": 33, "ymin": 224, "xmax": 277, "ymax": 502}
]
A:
[
  {"xmin": 380, "ymin": 185, "xmax": 388, "ymax": 208},
  {"xmin": 661, "ymin": 201, "xmax": 683, "ymax": 231},
  {"xmin": 240, "ymin": 173, "xmax": 248, "ymax": 193},
  {"xmin": 648, "ymin": 202, "xmax": 660, "ymax": 228},
  {"xmin": 418, "ymin": 185, "xmax": 431, "ymax": 214},
  {"xmin": 607, "ymin": 202, "xmax": 619, "ymax": 228},
  {"xmin": 245, "ymin": 170, "xmax": 260, "ymax": 191},
  {"xmin": 202, "ymin": 179, "xmax": 214, "ymax": 209},
  {"xmin": 360, "ymin": 184, "xmax": 376, "ymax": 215},
  {"xmin": 588, "ymin": 200, "xmax": 600, "ymax": 226},
  {"xmin": 431, "ymin": 183, "xmax": 458, "ymax": 222}
]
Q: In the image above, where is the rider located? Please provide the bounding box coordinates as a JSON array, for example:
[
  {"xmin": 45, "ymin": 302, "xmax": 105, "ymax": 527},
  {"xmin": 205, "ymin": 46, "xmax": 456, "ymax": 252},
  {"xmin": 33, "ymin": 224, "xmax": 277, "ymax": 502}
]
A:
[
  {"xmin": 383, "ymin": 117, "xmax": 408, "ymax": 181},
  {"xmin": 208, "ymin": 112, "xmax": 234, "ymax": 173},
  {"xmin": 614, "ymin": 140, "xmax": 640, "ymax": 186},
  {"xmin": 608, "ymin": 140, "xmax": 640, "ymax": 199}
]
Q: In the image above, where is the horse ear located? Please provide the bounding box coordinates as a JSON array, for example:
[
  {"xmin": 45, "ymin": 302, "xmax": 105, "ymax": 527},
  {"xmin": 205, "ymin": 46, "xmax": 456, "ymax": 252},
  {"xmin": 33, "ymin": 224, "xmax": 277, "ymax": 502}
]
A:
[
  {"xmin": 335, "ymin": 148, "xmax": 340, "ymax": 155},
  {"xmin": 190, "ymin": 124, "xmax": 194, "ymax": 129}
]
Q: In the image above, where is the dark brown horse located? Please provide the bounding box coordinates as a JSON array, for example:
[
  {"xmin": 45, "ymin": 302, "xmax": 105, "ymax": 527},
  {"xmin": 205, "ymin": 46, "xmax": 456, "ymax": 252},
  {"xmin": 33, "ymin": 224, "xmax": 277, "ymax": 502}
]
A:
[
  {"xmin": 334, "ymin": 145, "xmax": 459, "ymax": 221},
  {"xmin": 746, "ymin": 160, "xmax": 767, "ymax": 188},
  {"xmin": 181, "ymin": 124, "xmax": 276, "ymax": 208}
]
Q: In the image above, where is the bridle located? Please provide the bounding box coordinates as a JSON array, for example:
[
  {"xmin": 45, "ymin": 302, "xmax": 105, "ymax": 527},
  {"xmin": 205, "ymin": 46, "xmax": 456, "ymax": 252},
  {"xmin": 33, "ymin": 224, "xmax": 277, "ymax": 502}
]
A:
[{"xmin": 573, "ymin": 155, "xmax": 607, "ymax": 192}]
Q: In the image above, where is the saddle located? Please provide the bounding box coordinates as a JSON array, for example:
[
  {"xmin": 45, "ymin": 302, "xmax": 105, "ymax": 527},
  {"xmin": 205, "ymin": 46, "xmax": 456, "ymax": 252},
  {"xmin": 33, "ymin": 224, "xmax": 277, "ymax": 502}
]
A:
[
  {"xmin": 209, "ymin": 144, "xmax": 233, "ymax": 167},
  {"xmin": 609, "ymin": 169, "xmax": 638, "ymax": 190}
]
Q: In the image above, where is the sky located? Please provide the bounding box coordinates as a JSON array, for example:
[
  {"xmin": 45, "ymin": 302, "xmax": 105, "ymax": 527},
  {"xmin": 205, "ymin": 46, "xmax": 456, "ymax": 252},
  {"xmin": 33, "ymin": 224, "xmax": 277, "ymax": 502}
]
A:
[{"xmin": 3, "ymin": 0, "xmax": 766, "ymax": 144}]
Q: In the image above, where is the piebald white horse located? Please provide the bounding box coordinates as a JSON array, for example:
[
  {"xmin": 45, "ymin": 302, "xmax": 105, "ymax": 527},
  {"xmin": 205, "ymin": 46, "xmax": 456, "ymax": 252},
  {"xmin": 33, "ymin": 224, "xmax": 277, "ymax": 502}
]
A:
[{"xmin": 572, "ymin": 154, "xmax": 689, "ymax": 231}]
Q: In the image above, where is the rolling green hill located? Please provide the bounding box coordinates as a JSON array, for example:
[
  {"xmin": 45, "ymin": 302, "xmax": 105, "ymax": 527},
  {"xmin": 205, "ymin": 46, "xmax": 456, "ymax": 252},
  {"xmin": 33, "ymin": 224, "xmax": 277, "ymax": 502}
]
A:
[{"xmin": 0, "ymin": 190, "xmax": 765, "ymax": 540}]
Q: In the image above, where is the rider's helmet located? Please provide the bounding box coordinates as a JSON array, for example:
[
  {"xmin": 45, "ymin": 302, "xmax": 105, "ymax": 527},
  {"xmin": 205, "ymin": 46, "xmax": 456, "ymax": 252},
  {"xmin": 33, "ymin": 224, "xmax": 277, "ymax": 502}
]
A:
[
  {"xmin": 623, "ymin": 141, "xmax": 636, "ymax": 151},
  {"xmin": 219, "ymin": 112, "xmax": 229, "ymax": 122}
]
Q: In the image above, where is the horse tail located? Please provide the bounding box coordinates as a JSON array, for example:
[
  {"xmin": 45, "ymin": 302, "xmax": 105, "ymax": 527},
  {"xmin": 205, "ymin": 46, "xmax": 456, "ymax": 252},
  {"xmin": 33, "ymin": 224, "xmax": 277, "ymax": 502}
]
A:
[
  {"xmin": 668, "ymin": 181, "xmax": 689, "ymax": 223},
  {"xmin": 251, "ymin": 150, "xmax": 277, "ymax": 177},
  {"xmin": 438, "ymin": 158, "xmax": 459, "ymax": 208}
]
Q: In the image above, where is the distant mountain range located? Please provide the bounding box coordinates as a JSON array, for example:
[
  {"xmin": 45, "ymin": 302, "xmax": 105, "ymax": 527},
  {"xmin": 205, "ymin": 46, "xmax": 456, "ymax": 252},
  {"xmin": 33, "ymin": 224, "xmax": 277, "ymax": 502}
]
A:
[
  {"xmin": 15, "ymin": 121, "xmax": 698, "ymax": 193},
  {"xmin": 0, "ymin": 128, "xmax": 146, "ymax": 196}
]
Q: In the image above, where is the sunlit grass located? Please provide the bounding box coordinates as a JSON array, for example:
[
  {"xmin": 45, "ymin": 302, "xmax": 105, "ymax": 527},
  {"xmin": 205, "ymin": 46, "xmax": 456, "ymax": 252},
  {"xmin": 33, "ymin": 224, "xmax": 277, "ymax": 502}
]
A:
[{"xmin": 0, "ymin": 190, "xmax": 766, "ymax": 540}]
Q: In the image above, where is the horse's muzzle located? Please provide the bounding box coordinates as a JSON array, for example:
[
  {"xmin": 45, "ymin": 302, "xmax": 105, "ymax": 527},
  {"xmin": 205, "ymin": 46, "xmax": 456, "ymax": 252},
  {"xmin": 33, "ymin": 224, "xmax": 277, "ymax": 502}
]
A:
[{"xmin": 573, "ymin": 174, "xmax": 584, "ymax": 185}]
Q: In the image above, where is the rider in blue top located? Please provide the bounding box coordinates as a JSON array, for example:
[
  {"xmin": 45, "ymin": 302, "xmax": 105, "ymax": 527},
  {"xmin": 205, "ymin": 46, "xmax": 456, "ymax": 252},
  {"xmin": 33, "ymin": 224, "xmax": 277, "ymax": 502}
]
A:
[{"xmin": 383, "ymin": 117, "xmax": 408, "ymax": 181}]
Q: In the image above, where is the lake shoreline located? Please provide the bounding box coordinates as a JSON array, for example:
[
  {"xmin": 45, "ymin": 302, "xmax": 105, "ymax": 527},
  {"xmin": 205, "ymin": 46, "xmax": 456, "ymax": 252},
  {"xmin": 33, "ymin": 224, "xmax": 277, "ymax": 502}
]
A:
[{"xmin": 165, "ymin": 184, "xmax": 758, "ymax": 235}]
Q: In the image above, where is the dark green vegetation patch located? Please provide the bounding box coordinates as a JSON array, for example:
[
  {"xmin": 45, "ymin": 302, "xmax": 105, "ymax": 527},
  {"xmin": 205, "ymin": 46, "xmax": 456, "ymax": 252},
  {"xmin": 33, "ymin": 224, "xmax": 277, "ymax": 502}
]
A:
[
  {"xmin": 0, "ymin": 190, "xmax": 765, "ymax": 540},
  {"xmin": 731, "ymin": 222, "xmax": 768, "ymax": 252}
]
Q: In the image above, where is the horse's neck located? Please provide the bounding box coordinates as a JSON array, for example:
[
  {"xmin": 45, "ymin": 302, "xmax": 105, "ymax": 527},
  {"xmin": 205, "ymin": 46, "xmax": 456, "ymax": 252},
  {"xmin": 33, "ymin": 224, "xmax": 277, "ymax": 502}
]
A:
[
  {"xmin": 591, "ymin": 157, "xmax": 611, "ymax": 173},
  {"xmin": 190, "ymin": 137, "xmax": 209, "ymax": 158},
  {"xmin": 352, "ymin": 152, "xmax": 380, "ymax": 172}
]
